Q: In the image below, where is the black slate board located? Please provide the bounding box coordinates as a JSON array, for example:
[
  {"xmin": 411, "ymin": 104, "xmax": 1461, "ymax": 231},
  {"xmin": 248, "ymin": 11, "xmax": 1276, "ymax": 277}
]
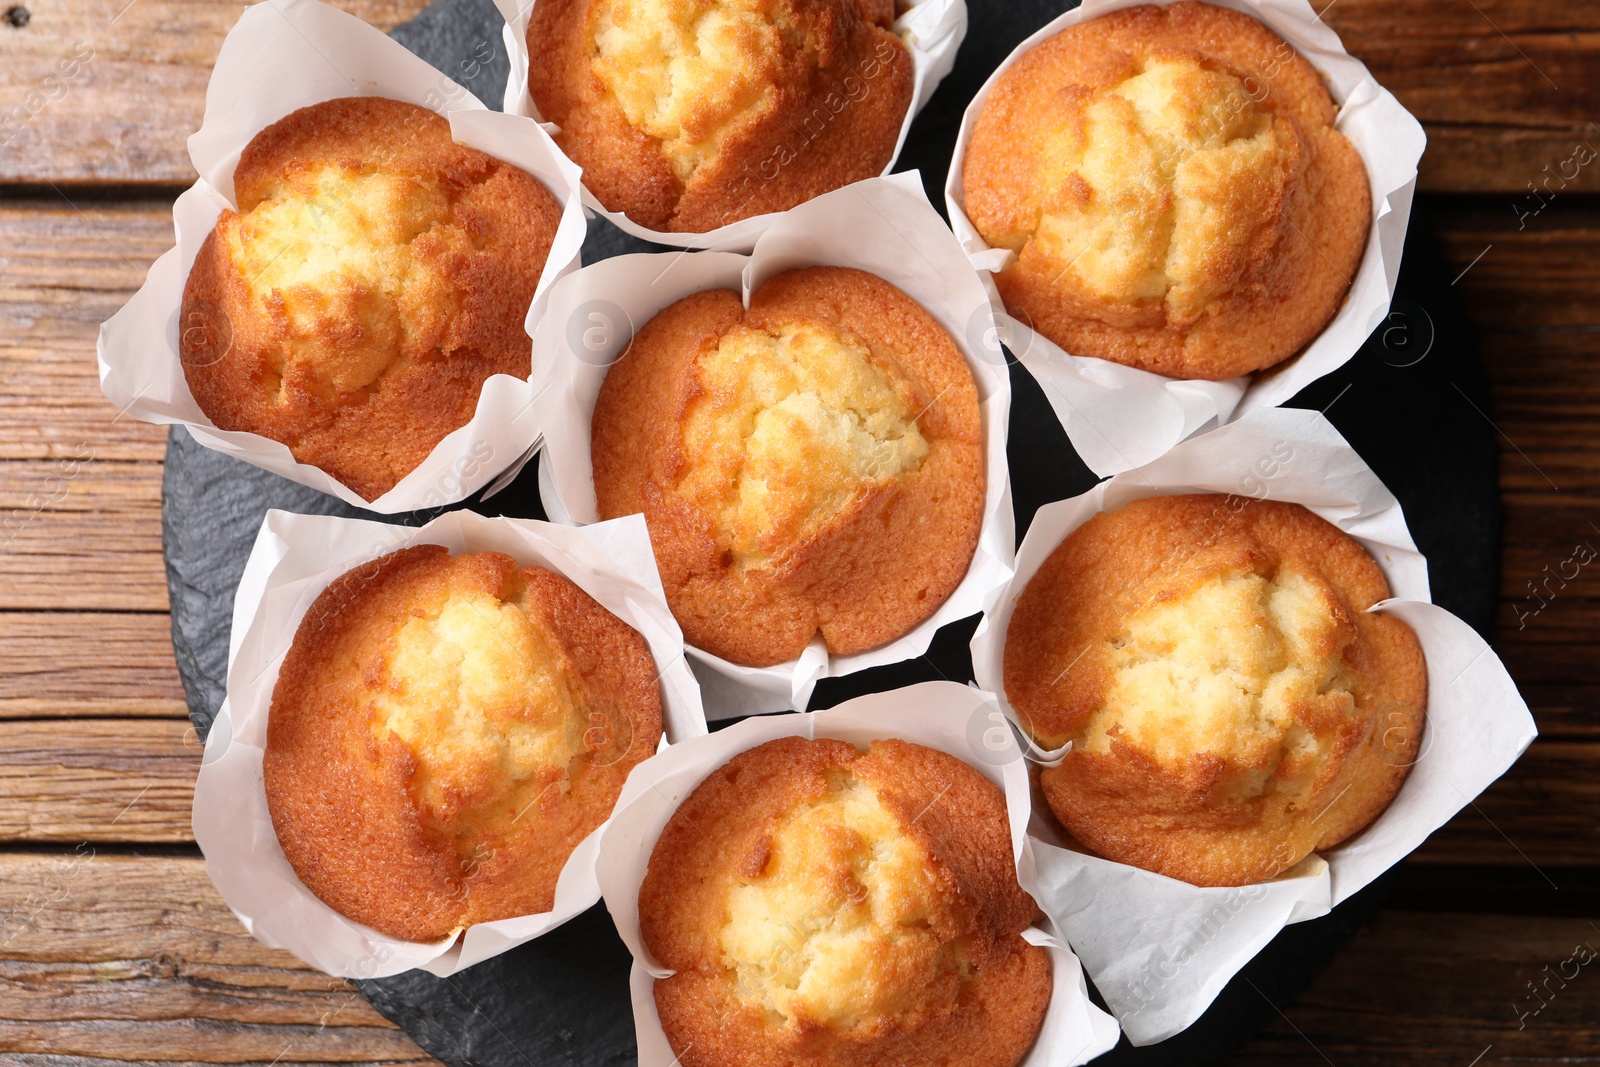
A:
[{"xmin": 161, "ymin": 0, "xmax": 1500, "ymax": 1063}]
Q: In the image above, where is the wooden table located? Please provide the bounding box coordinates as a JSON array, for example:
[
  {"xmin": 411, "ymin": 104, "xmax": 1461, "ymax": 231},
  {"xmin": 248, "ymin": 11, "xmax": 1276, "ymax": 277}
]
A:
[{"xmin": 1, "ymin": 1, "xmax": 1596, "ymax": 1062}]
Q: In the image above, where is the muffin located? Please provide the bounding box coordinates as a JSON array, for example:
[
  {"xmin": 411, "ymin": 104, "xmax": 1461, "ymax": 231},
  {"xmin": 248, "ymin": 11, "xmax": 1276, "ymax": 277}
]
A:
[
  {"xmin": 527, "ymin": 0, "xmax": 914, "ymax": 232},
  {"xmin": 1003, "ymin": 495, "xmax": 1426, "ymax": 887},
  {"xmin": 961, "ymin": 2, "xmax": 1370, "ymax": 380},
  {"xmin": 181, "ymin": 97, "xmax": 562, "ymax": 501},
  {"xmin": 639, "ymin": 736, "xmax": 1052, "ymax": 1067},
  {"xmin": 590, "ymin": 265, "xmax": 985, "ymax": 668},
  {"xmin": 264, "ymin": 544, "xmax": 662, "ymax": 942}
]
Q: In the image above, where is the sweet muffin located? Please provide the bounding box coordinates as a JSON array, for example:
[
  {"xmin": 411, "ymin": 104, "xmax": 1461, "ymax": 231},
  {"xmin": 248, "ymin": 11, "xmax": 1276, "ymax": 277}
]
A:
[
  {"xmin": 1003, "ymin": 495, "xmax": 1426, "ymax": 887},
  {"xmin": 181, "ymin": 97, "xmax": 562, "ymax": 501},
  {"xmin": 527, "ymin": 0, "xmax": 913, "ymax": 232},
  {"xmin": 590, "ymin": 265, "xmax": 984, "ymax": 668},
  {"xmin": 639, "ymin": 736, "xmax": 1052, "ymax": 1067},
  {"xmin": 264, "ymin": 545, "xmax": 662, "ymax": 942},
  {"xmin": 961, "ymin": 2, "xmax": 1370, "ymax": 379}
]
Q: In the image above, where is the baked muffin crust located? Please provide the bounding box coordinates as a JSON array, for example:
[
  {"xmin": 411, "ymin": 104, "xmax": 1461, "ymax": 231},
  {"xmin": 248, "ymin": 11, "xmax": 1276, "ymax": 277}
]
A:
[
  {"xmin": 639, "ymin": 736, "xmax": 1052, "ymax": 1067},
  {"xmin": 528, "ymin": 0, "xmax": 913, "ymax": 232},
  {"xmin": 590, "ymin": 265, "xmax": 985, "ymax": 668},
  {"xmin": 181, "ymin": 97, "xmax": 562, "ymax": 500},
  {"xmin": 264, "ymin": 545, "xmax": 662, "ymax": 942},
  {"xmin": 962, "ymin": 2, "xmax": 1370, "ymax": 379},
  {"xmin": 1003, "ymin": 495, "xmax": 1426, "ymax": 887}
]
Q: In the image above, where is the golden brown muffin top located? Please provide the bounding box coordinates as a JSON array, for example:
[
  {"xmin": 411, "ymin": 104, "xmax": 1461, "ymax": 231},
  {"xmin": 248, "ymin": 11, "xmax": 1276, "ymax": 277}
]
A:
[
  {"xmin": 591, "ymin": 0, "xmax": 797, "ymax": 184},
  {"xmin": 676, "ymin": 317, "xmax": 930, "ymax": 568},
  {"xmin": 1004, "ymin": 495, "xmax": 1426, "ymax": 887},
  {"xmin": 639, "ymin": 736, "xmax": 1052, "ymax": 1067},
  {"xmin": 264, "ymin": 545, "xmax": 662, "ymax": 942},
  {"xmin": 962, "ymin": 2, "xmax": 1370, "ymax": 379},
  {"xmin": 591, "ymin": 266, "xmax": 985, "ymax": 668},
  {"xmin": 528, "ymin": 0, "xmax": 913, "ymax": 232},
  {"xmin": 181, "ymin": 97, "xmax": 562, "ymax": 500}
]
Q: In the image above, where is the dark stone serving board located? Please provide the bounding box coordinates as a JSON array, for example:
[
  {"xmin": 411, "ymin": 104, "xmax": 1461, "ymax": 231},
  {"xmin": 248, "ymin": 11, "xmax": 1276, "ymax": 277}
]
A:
[{"xmin": 161, "ymin": 0, "xmax": 1500, "ymax": 1063}]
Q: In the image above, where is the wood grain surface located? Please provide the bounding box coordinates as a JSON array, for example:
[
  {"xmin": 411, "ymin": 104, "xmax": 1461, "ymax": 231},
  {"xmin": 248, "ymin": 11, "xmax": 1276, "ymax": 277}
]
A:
[
  {"xmin": 0, "ymin": 0, "xmax": 1597, "ymax": 1062},
  {"xmin": 0, "ymin": 852, "xmax": 443, "ymax": 1064},
  {"xmin": 0, "ymin": 0, "xmax": 446, "ymax": 185},
  {"xmin": 0, "ymin": 0, "xmax": 1597, "ymax": 190},
  {"xmin": 1322, "ymin": 0, "xmax": 1600, "ymax": 194},
  {"xmin": 1227, "ymin": 910, "xmax": 1600, "ymax": 1065}
]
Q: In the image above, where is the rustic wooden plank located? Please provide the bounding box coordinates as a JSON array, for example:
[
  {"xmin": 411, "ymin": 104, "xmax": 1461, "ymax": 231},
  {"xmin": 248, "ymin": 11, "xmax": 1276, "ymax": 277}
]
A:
[
  {"xmin": 1497, "ymin": 517, "xmax": 1600, "ymax": 671},
  {"xmin": 1501, "ymin": 544, "xmax": 1600, "ymax": 599},
  {"xmin": 0, "ymin": 1021, "xmax": 435, "ymax": 1063},
  {"xmin": 0, "ymin": 851, "xmax": 439, "ymax": 1063},
  {"xmin": 0, "ymin": 201, "xmax": 175, "ymax": 633},
  {"xmin": 1500, "ymin": 684, "xmax": 1600, "ymax": 740},
  {"xmin": 2, "ymin": 847, "xmax": 1591, "ymax": 1066},
  {"xmin": 1495, "ymin": 590, "xmax": 1600, "ymax": 644},
  {"xmin": 1325, "ymin": 22, "xmax": 1600, "ymax": 134},
  {"xmin": 0, "ymin": 697, "xmax": 187, "ymax": 719},
  {"xmin": 0, "ymin": 460, "xmax": 166, "ymax": 612},
  {"xmin": 0, "ymin": 719, "xmax": 199, "ymax": 843},
  {"xmin": 0, "ymin": 1056, "xmax": 431, "ymax": 1067},
  {"xmin": 0, "ymin": 708, "xmax": 1587, "ymax": 860},
  {"xmin": 0, "ymin": 612, "xmax": 184, "ymax": 708},
  {"xmin": 1494, "ymin": 498, "xmax": 1598, "ymax": 733},
  {"xmin": 0, "ymin": 0, "xmax": 1595, "ymax": 191},
  {"xmin": 1472, "ymin": 342, "xmax": 1600, "ymax": 495},
  {"xmin": 1322, "ymin": 0, "xmax": 1600, "ymax": 37},
  {"xmin": 1424, "ymin": 206, "xmax": 1600, "ymax": 747},
  {"xmin": 1443, "ymin": 231, "xmax": 1600, "ymax": 331},
  {"xmin": 1315, "ymin": 0, "xmax": 1600, "ymax": 196},
  {"xmin": 0, "ymin": 201, "xmax": 171, "ymax": 463},
  {"xmin": 0, "ymin": 0, "xmax": 438, "ymax": 185},
  {"xmin": 1221, "ymin": 909, "xmax": 1600, "ymax": 1065},
  {"xmin": 1422, "ymin": 125, "xmax": 1600, "ymax": 196},
  {"xmin": 1411, "ymin": 741, "xmax": 1599, "ymax": 869}
]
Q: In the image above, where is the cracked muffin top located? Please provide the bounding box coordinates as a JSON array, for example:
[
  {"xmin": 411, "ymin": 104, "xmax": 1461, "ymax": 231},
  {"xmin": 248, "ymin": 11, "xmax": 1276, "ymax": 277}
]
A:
[
  {"xmin": 961, "ymin": 2, "xmax": 1370, "ymax": 380},
  {"xmin": 181, "ymin": 97, "xmax": 561, "ymax": 500},
  {"xmin": 528, "ymin": 0, "xmax": 913, "ymax": 232},
  {"xmin": 1003, "ymin": 495, "xmax": 1426, "ymax": 887},
  {"xmin": 639, "ymin": 736, "xmax": 1051, "ymax": 1067},
  {"xmin": 265, "ymin": 545, "xmax": 662, "ymax": 942},
  {"xmin": 590, "ymin": 265, "xmax": 984, "ymax": 668}
]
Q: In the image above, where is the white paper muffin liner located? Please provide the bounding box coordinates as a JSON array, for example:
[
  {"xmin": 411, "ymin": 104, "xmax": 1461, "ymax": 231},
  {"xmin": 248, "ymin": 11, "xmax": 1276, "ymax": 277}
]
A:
[
  {"xmin": 594, "ymin": 680, "xmax": 1122, "ymax": 1066},
  {"xmin": 494, "ymin": 0, "xmax": 967, "ymax": 250},
  {"xmin": 944, "ymin": 0, "xmax": 1428, "ymax": 477},
  {"xmin": 98, "ymin": 0, "xmax": 588, "ymax": 514},
  {"xmin": 969, "ymin": 407, "xmax": 1537, "ymax": 1043},
  {"xmin": 534, "ymin": 173, "xmax": 1014, "ymax": 719},
  {"xmin": 191, "ymin": 508, "xmax": 708, "ymax": 978}
]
